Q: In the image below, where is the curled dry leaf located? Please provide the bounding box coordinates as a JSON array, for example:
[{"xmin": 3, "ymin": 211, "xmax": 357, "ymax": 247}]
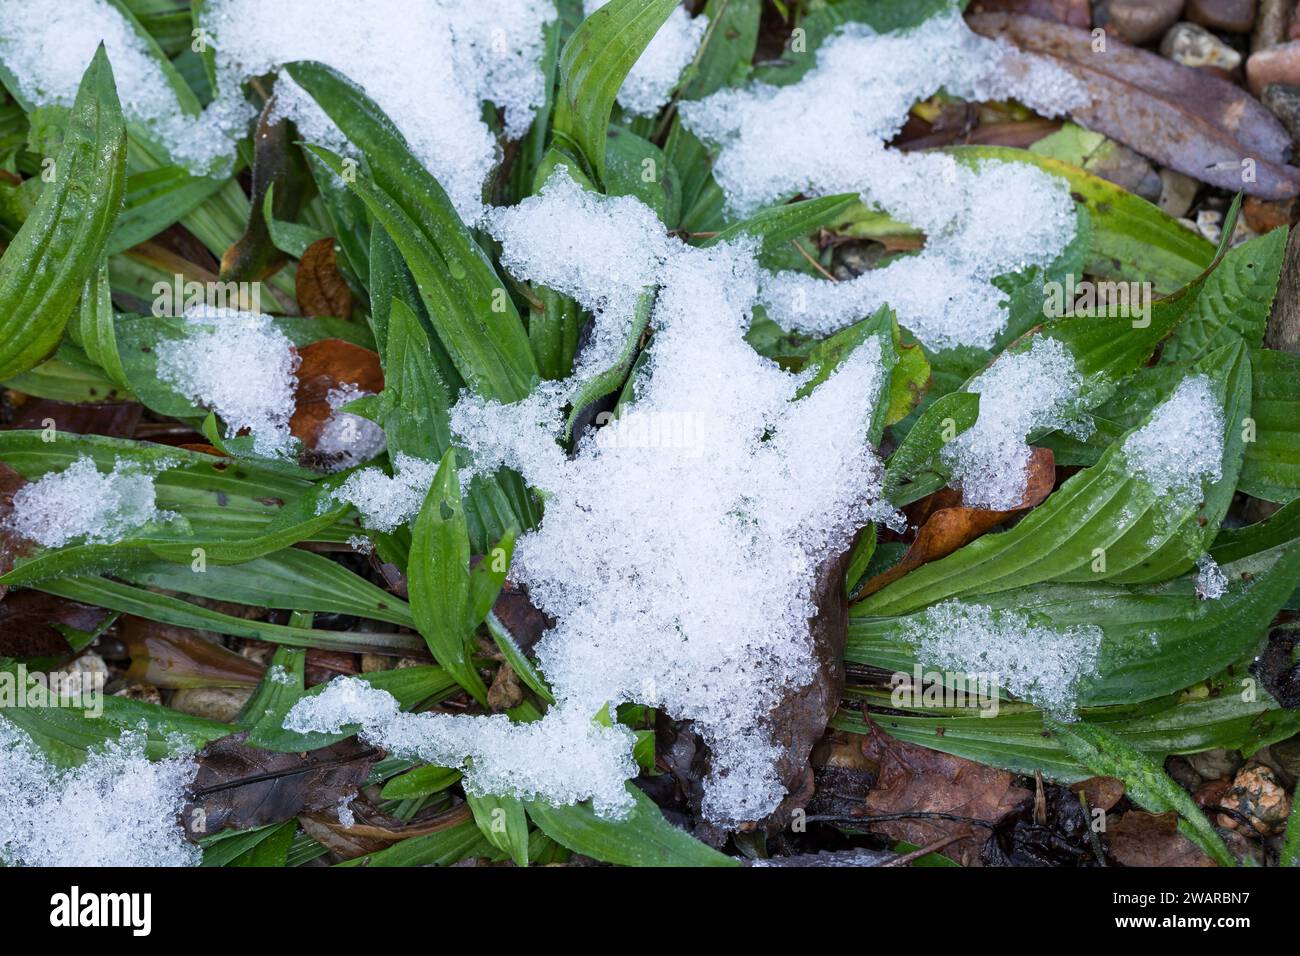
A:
[
  {"xmin": 760, "ymin": 536, "xmax": 858, "ymax": 831},
  {"xmin": 858, "ymin": 446, "xmax": 1056, "ymax": 598},
  {"xmin": 289, "ymin": 337, "xmax": 384, "ymax": 449},
  {"xmin": 298, "ymin": 801, "xmax": 472, "ymax": 861},
  {"xmin": 1070, "ymin": 775, "xmax": 1126, "ymax": 812},
  {"xmin": 857, "ymin": 722, "xmax": 1032, "ymax": 867},
  {"xmin": 968, "ymin": 12, "xmax": 1300, "ymax": 199},
  {"xmin": 1106, "ymin": 810, "xmax": 1217, "ymax": 866},
  {"xmin": 296, "ymin": 238, "xmax": 353, "ymax": 319},
  {"xmin": 220, "ymin": 103, "xmax": 293, "ymax": 283},
  {"xmin": 120, "ymin": 617, "xmax": 266, "ymax": 689},
  {"xmin": 183, "ymin": 732, "xmax": 380, "ymax": 838}
]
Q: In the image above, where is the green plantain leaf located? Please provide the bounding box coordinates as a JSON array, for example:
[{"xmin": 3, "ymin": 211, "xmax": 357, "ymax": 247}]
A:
[
  {"xmin": 0, "ymin": 663, "xmax": 231, "ymax": 767},
  {"xmin": 285, "ymin": 60, "xmax": 538, "ymax": 402},
  {"xmin": 409, "ymin": 449, "xmax": 488, "ymax": 704},
  {"xmin": 335, "ymin": 817, "xmax": 490, "ymax": 867},
  {"xmin": 849, "ymin": 537, "xmax": 1300, "ymax": 708},
  {"xmin": 526, "ymin": 784, "xmax": 739, "ymax": 867},
  {"xmin": 0, "ymin": 434, "xmax": 364, "ymax": 585},
  {"xmin": 704, "ymin": 193, "xmax": 859, "ymax": 251},
  {"xmin": 677, "ymin": 0, "xmax": 761, "ymax": 101},
  {"xmin": 466, "ymin": 790, "xmax": 531, "ymax": 867},
  {"xmin": 858, "ymin": 342, "xmax": 1251, "ymax": 616},
  {"xmin": 38, "ymin": 574, "xmax": 426, "ymax": 657},
  {"xmin": 379, "ymin": 764, "xmax": 462, "ymax": 800},
  {"xmin": 833, "ymin": 692, "xmax": 1300, "ymax": 785},
  {"xmin": 0, "ymin": 47, "xmax": 127, "ymax": 379},
  {"xmin": 957, "ymin": 145, "xmax": 1214, "ymax": 294},
  {"xmin": 552, "ymin": 0, "xmax": 680, "ymax": 183},
  {"xmin": 1049, "ymin": 719, "xmax": 1237, "ymax": 866},
  {"xmin": 117, "ymin": 549, "xmax": 415, "ymax": 628},
  {"xmin": 1160, "ymin": 227, "xmax": 1287, "ymax": 365},
  {"xmin": 71, "ymin": 259, "xmax": 129, "ymax": 387},
  {"xmin": 1241, "ymin": 348, "xmax": 1300, "ymax": 503}
]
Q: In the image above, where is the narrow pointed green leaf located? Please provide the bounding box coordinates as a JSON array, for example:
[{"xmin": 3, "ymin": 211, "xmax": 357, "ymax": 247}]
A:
[
  {"xmin": 466, "ymin": 790, "xmax": 531, "ymax": 867},
  {"xmin": 409, "ymin": 449, "xmax": 488, "ymax": 704},
  {"xmin": 553, "ymin": 0, "xmax": 681, "ymax": 183},
  {"xmin": 1049, "ymin": 720, "xmax": 1237, "ymax": 867},
  {"xmin": 0, "ymin": 46, "xmax": 127, "ymax": 379},
  {"xmin": 527, "ymin": 784, "xmax": 739, "ymax": 867}
]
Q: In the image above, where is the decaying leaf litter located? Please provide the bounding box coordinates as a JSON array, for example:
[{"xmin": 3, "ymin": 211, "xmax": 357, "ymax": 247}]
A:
[{"xmin": 0, "ymin": 0, "xmax": 1299, "ymax": 868}]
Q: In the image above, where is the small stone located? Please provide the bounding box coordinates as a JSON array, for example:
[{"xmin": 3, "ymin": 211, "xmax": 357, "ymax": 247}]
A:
[
  {"xmin": 1187, "ymin": 0, "xmax": 1258, "ymax": 33},
  {"xmin": 1249, "ymin": 744, "xmax": 1296, "ymax": 787},
  {"xmin": 1087, "ymin": 140, "xmax": 1164, "ymax": 201},
  {"xmin": 1166, "ymin": 755, "xmax": 1203, "ymax": 791},
  {"xmin": 1269, "ymin": 734, "xmax": 1300, "ymax": 780},
  {"xmin": 1193, "ymin": 777, "xmax": 1231, "ymax": 807},
  {"xmin": 112, "ymin": 682, "xmax": 162, "ymax": 705},
  {"xmin": 1158, "ymin": 168, "xmax": 1201, "ymax": 218},
  {"xmin": 1247, "ymin": 39, "xmax": 1300, "ymax": 94},
  {"xmin": 1186, "ymin": 746, "xmax": 1243, "ymax": 780},
  {"xmin": 360, "ymin": 653, "xmax": 397, "ymax": 673},
  {"xmin": 1096, "ymin": 0, "xmax": 1187, "ymax": 45},
  {"xmin": 1217, "ymin": 764, "xmax": 1292, "ymax": 836},
  {"xmin": 1197, "ymin": 207, "xmax": 1225, "ymax": 242},
  {"xmin": 832, "ymin": 242, "xmax": 888, "ymax": 281},
  {"xmin": 1262, "ymin": 82, "xmax": 1300, "ymax": 145},
  {"xmin": 1162, "ymin": 21, "xmax": 1244, "ymax": 69},
  {"xmin": 168, "ymin": 686, "xmax": 253, "ymax": 723},
  {"xmin": 1221, "ymin": 826, "xmax": 1268, "ymax": 863},
  {"xmin": 1252, "ymin": 0, "xmax": 1290, "ymax": 52},
  {"xmin": 1244, "ymin": 194, "xmax": 1295, "ymax": 230},
  {"xmin": 486, "ymin": 663, "xmax": 523, "ymax": 712}
]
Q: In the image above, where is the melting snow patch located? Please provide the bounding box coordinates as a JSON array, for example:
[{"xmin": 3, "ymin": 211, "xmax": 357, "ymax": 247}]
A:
[
  {"xmin": 487, "ymin": 168, "xmax": 674, "ymax": 377},
  {"xmin": 4, "ymin": 456, "xmax": 172, "ymax": 548},
  {"xmin": 155, "ymin": 306, "xmax": 299, "ymax": 458},
  {"xmin": 940, "ymin": 336, "xmax": 1090, "ymax": 510},
  {"xmin": 452, "ymin": 205, "xmax": 896, "ymax": 824},
  {"xmin": 1121, "ymin": 374, "xmax": 1225, "ymax": 509},
  {"xmin": 325, "ymin": 453, "xmax": 438, "ymax": 533},
  {"xmin": 0, "ymin": 718, "xmax": 199, "ymax": 867},
  {"xmin": 201, "ymin": 0, "xmax": 556, "ymax": 222},
  {"xmin": 900, "ymin": 601, "xmax": 1102, "ymax": 717},
  {"xmin": 680, "ymin": 11, "xmax": 1087, "ymax": 349},
  {"xmin": 0, "ymin": 0, "xmax": 247, "ymax": 176},
  {"xmin": 314, "ymin": 384, "xmax": 387, "ymax": 471},
  {"xmin": 284, "ymin": 677, "xmax": 639, "ymax": 816},
  {"xmin": 1194, "ymin": 554, "xmax": 1228, "ymax": 601},
  {"xmin": 583, "ymin": 0, "xmax": 707, "ymax": 117}
]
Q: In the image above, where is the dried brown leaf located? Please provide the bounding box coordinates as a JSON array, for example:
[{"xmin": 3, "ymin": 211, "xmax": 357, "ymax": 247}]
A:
[
  {"xmin": 859, "ymin": 447, "xmax": 1056, "ymax": 598},
  {"xmin": 298, "ymin": 802, "xmax": 472, "ymax": 861},
  {"xmin": 121, "ymin": 617, "xmax": 266, "ymax": 689},
  {"xmin": 3, "ymin": 399, "xmax": 142, "ymax": 438},
  {"xmin": 968, "ymin": 0, "xmax": 1091, "ymax": 28},
  {"xmin": 289, "ymin": 338, "xmax": 384, "ymax": 449},
  {"xmin": 1107, "ymin": 810, "xmax": 1217, "ymax": 866},
  {"xmin": 1070, "ymin": 775, "xmax": 1126, "ymax": 812},
  {"xmin": 183, "ymin": 732, "xmax": 379, "ymax": 838},
  {"xmin": 296, "ymin": 238, "xmax": 353, "ymax": 319},
  {"xmin": 857, "ymin": 723, "xmax": 1032, "ymax": 866},
  {"xmin": 0, "ymin": 590, "xmax": 110, "ymax": 657},
  {"xmin": 968, "ymin": 12, "xmax": 1300, "ymax": 199}
]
